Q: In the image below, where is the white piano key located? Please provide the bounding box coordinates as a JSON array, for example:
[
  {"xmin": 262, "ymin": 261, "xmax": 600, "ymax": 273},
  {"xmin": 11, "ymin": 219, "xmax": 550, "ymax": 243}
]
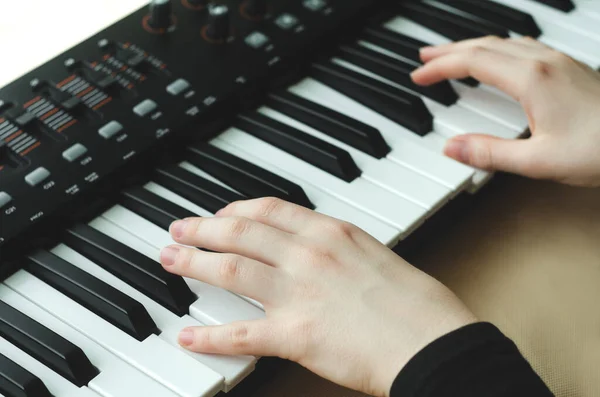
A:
[
  {"xmin": 210, "ymin": 140, "xmax": 402, "ymax": 246},
  {"xmin": 0, "ymin": 284, "xmax": 179, "ymax": 397},
  {"xmin": 494, "ymin": 0, "xmax": 600, "ymax": 41},
  {"xmin": 216, "ymin": 128, "xmax": 428, "ymax": 236},
  {"xmin": 289, "ymin": 78, "xmax": 475, "ymax": 191},
  {"xmin": 573, "ymin": 0, "xmax": 600, "ymax": 19},
  {"xmin": 258, "ymin": 106, "xmax": 453, "ymax": 212},
  {"xmin": 356, "ymin": 40, "xmax": 529, "ymax": 133},
  {"xmin": 144, "ymin": 182, "xmax": 214, "ymax": 217},
  {"xmin": 0, "ymin": 335, "xmax": 99, "ymax": 397},
  {"xmin": 52, "ymin": 242, "xmax": 256, "ymax": 392},
  {"xmin": 421, "ymin": 132, "xmax": 493, "ymax": 190},
  {"xmin": 383, "ymin": 14, "xmax": 599, "ymax": 87},
  {"xmin": 448, "ymin": 81, "xmax": 529, "ymax": 133},
  {"xmin": 142, "ymin": 183, "xmax": 268, "ymax": 309},
  {"xmin": 4, "ymin": 270, "xmax": 223, "ymax": 397},
  {"xmin": 331, "ymin": 58, "xmax": 522, "ymax": 141},
  {"xmin": 89, "ymin": 215, "xmax": 266, "ymax": 325},
  {"xmin": 489, "ymin": 0, "xmax": 600, "ymax": 67}
]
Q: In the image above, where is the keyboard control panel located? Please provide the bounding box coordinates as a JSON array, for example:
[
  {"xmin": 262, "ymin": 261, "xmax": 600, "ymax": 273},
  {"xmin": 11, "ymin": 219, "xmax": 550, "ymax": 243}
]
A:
[{"xmin": 0, "ymin": 0, "xmax": 378, "ymax": 253}]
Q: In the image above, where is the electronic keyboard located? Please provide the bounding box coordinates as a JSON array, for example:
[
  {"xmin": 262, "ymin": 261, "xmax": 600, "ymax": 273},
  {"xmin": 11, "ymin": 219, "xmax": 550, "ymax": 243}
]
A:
[{"xmin": 0, "ymin": 0, "xmax": 599, "ymax": 396}]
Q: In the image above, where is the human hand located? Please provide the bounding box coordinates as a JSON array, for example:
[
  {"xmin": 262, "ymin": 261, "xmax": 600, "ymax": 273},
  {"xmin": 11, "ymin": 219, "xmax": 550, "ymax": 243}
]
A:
[
  {"xmin": 159, "ymin": 198, "xmax": 476, "ymax": 397},
  {"xmin": 411, "ymin": 36, "xmax": 600, "ymax": 187}
]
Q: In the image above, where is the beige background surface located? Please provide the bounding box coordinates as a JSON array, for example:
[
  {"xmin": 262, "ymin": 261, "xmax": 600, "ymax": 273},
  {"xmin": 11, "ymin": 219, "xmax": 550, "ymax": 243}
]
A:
[{"xmin": 253, "ymin": 175, "xmax": 600, "ymax": 397}]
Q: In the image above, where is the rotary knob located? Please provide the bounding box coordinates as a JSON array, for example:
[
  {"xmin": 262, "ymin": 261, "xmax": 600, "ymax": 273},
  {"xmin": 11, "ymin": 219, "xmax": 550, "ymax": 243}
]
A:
[
  {"xmin": 203, "ymin": 4, "xmax": 231, "ymax": 43},
  {"xmin": 241, "ymin": 0, "xmax": 268, "ymax": 20},
  {"xmin": 182, "ymin": 0, "xmax": 208, "ymax": 10},
  {"xmin": 146, "ymin": 0, "xmax": 175, "ymax": 32}
]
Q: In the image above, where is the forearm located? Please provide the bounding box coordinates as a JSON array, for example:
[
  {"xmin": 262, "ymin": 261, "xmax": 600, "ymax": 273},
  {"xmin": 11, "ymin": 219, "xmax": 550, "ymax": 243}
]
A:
[{"xmin": 390, "ymin": 323, "xmax": 554, "ymax": 397}]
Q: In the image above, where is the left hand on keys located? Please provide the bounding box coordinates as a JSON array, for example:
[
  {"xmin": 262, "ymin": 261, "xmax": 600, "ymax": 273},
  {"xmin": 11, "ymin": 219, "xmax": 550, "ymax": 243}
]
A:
[{"xmin": 159, "ymin": 197, "xmax": 476, "ymax": 397}]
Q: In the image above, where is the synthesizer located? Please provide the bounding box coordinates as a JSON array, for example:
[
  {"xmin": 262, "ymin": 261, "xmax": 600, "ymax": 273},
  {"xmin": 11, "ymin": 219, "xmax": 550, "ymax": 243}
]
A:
[{"xmin": 0, "ymin": 0, "xmax": 600, "ymax": 396}]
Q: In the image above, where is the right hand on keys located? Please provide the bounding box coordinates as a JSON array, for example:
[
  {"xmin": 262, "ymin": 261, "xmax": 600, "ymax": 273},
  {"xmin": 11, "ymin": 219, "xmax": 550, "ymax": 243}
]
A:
[{"xmin": 411, "ymin": 36, "xmax": 600, "ymax": 188}]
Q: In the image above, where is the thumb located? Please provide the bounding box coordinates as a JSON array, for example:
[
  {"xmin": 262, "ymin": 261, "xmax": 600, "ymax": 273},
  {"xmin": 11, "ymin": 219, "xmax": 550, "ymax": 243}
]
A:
[
  {"xmin": 444, "ymin": 134, "xmax": 544, "ymax": 177},
  {"xmin": 178, "ymin": 320, "xmax": 284, "ymax": 357}
]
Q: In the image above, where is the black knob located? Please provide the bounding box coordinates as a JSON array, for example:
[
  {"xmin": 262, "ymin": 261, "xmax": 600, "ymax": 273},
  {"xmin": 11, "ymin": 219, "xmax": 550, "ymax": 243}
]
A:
[
  {"xmin": 183, "ymin": 0, "xmax": 208, "ymax": 10},
  {"xmin": 205, "ymin": 4, "xmax": 231, "ymax": 42},
  {"xmin": 242, "ymin": 0, "xmax": 267, "ymax": 19},
  {"xmin": 148, "ymin": 0, "xmax": 174, "ymax": 31}
]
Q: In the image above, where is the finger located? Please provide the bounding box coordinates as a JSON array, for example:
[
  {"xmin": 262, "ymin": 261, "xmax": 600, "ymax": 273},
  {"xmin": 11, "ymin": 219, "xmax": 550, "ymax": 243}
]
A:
[
  {"xmin": 444, "ymin": 134, "xmax": 549, "ymax": 177},
  {"xmin": 178, "ymin": 320, "xmax": 285, "ymax": 357},
  {"xmin": 411, "ymin": 48, "xmax": 526, "ymax": 100},
  {"xmin": 420, "ymin": 36, "xmax": 540, "ymax": 63},
  {"xmin": 160, "ymin": 245, "xmax": 283, "ymax": 304},
  {"xmin": 169, "ymin": 216, "xmax": 300, "ymax": 267},
  {"xmin": 216, "ymin": 197, "xmax": 323, "ymax": 234}
]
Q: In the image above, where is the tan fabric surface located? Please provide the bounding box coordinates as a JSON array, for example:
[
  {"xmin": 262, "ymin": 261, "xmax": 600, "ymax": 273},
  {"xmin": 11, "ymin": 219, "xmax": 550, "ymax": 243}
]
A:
[{"xmin": 254, "ymin": 175, "xmax": 600, "ymax": 397}]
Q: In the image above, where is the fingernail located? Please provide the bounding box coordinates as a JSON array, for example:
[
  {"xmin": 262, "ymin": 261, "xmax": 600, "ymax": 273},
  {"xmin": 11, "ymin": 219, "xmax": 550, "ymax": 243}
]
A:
[
  {"xmin": 410, "ymin": 67, "xmax": 422, "ymax": 79},
  {"xmin": 444, "ymin": 139, "xmax": 470, "ymax": 164},
  {"xmin": 179, "ymin": 328, "xmax": 194, "ymax": 346},
  {"xmin": 170, "ymin": 220, "xmax": 188, "ymax": 238},
  {"xmin": 420, "ymin": 46, "xmax": 434, "ymax": 53},
  {"xmin": 161, "ymin": 246, "xmax": 180, "ymax": 267}
]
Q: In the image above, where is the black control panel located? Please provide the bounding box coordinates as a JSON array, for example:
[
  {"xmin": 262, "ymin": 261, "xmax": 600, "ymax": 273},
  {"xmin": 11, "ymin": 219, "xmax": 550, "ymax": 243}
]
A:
[{"xmin": 0, "ymin": 0, "xmax": 381, "ymax": 264}]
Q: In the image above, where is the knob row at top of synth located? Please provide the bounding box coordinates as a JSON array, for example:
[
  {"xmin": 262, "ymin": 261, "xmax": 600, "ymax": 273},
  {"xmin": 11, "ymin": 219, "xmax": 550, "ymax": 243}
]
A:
[{"xmin": 146, "ymin": 0, "xmax": 269, "ymax": 33}]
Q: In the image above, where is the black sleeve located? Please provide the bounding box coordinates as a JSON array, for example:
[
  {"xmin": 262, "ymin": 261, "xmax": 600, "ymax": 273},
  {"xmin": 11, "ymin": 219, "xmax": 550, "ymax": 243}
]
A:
[{"xmin": 390, "ymin": 322, "xmax": 554, "ymax": 397}]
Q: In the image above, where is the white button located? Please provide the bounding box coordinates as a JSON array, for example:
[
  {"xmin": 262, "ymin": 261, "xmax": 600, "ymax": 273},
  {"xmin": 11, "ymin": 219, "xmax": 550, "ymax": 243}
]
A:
[
  {"xmin": 98, "ymin": 121, "xmax": 123, "ymax": 140},
  {"xmin": 62, "ymin": 144, "xmax": 88, "ymax": 162},
  {"xmin": 275, "ymin": 13, "xmax": 299, "ymax": 29},
  {"xmin": 133, "ymin": 99, "xmax": 158, "ymax": 117},
  {"xmin": 303, "ymin": 0, "xmax": 327, "ymax": 11},
  {"xmin": 25, "ymin": 167, "xmax": 50, "ymax": 187},
  {"xmin": 0, "ymin": 192, "xmax": 12, "ymax": 209},
  {"xmin": 245, "ymin": 31, "xmax": 270, "ymax": 48},
  {"xmin": 166, "ymin": 79, "xmax": 191, "ymax": 96}
]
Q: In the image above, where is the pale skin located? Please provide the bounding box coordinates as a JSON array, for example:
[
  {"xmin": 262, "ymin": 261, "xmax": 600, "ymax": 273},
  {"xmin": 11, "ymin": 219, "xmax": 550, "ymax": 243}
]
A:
[{"xmin": 160, "ymin": 37, "xmax": 600, "ymax": 397}]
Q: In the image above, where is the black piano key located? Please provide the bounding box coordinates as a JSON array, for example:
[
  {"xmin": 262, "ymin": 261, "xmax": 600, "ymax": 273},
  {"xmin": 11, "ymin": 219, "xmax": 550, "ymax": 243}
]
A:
[
  {"xmin": 337, "ymin": 43, "xmax": 459, "ymax": 106},
  {"xmin": 63, "ymin": 224, "xmax": 197, "ymax": 317},
  {"xmin": 0, "ymin": 354, "xmax": 52, "ymax": 397},
  {"xmin": 154, "ymin": 166, "xmax": 246, "ymax": 214},
  {"xmin": 398, "ymin": 1, "xmax": 510, "ymax": 41},
  {"xmin": 26, "ymin": 250, "xmax": 158, "ymax": 342},
  {"xmin": 0, "ymin": 297, "xmax": 98, "ymax": 388},
  {"xmin": 235, "ymin": 112, "xmax": 362, "ymax": 182},
  {"xmin": 361, "ymin": 26, "xmax": 428, "ymax": 65},
  {"xmin": 266, "ymin": 91, "xmax": 390, "ymax": 158},
  {"xmin": 445, "ymin": 0, "xmax": 542, "ymax": 37},
  {"xmin": 360, "ymin": 26, "xmax": 480, "ymax": 88},
  {"xmin": 529, "ymin": 0, "xmax": 574, "ymax": 12},
  {"xmin": 186, "ymin": 143, "xmax": 315, "ymax": 209},
  {"xmin": 121, "ymin": 187, "xmax": 197, "ymax": 231},
  {"xmin": 310, "ymin": 60, "xmax": 433, "ymax": 136}
]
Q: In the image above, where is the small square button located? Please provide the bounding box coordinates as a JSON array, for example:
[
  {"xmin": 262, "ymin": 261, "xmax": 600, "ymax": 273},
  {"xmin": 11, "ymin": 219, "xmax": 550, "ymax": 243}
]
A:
[
  {"xmin": 167, "ymin": 79, "xmax": 191, "ymax": 96},
  {"xmin": 133, "ymin": 99, "xmax": 158, "ymax": 117},
  {"xmin": 25, "ymin": 167, "xmax": 51, "ymax": 187},
  {"xmin": 245, "ymin": 31, "xmax": 270, "ymax": 49},
  {"xmin": 0, "ymin": 192, "xmax": 12, "ymax": 209},
  {"xmin": 62, "ymin": 143, "xmax": 88, "ymax": 162},
  {"xmin": 303, "ymin": 0, "xmax": 327, "ymax": 11},
  {"xmin": 99, "ymin": 121, "xmax": 124, "ymax": 139},
  {"xmin": 275, "ymin": 13, "xmax": 299, "ymax": 30}
]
